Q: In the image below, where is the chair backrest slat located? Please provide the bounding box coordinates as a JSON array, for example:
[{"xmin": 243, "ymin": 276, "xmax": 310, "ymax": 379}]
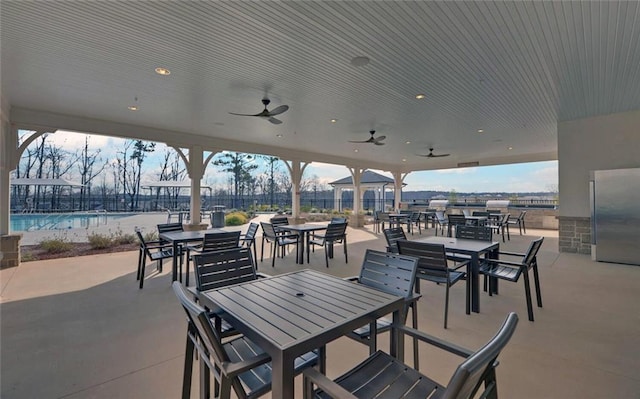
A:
[
  {"xmin": 157, "ymin": 222, "xmax": 184, "ymax": 233},
  {"xmin": 201, "ymin": 231, "xmax": 241, "ymax": 252},
  {"xmin": 270, "ymin": 216, "xmax": 289, "ymax": 227},
  {"xmin": 447, "ymin": 214, "xmax": 467, "ymax": 226},
  {"xmin": 243, "ymin": 222, "xmax": 259, "ymax": 240},
  {"xmin": 193, "ymin": 247, "xmax": 257, "ymax": 292},
  {"xmin": 522, "ymin": 237, "xmax": 544, "ymax": 268},
  {"xmin": 442, "ymin": 313, "xmax": 519, "ymax": 399},
  {"xmin": 358, "ymin": 249, "xmax": 418, "ymax": 298},
  {"xmin": 456, "ymin": 226, "xmax": 493, "ymax": 241},
  {"xmin": 330, "ymin": 217, "xmax": 347, "ymax": 224},
  {"xmin": 383, "ymin": 227, "xmax": 407, "ymax": 253},
  {"xmin": 323, "ymin": 223, "xmax": 347, "ymax": 240},
  {"xmin": 472, "ymin": 211, "xmax": 489, "ymax": 217},
  {"xmin": 260, "ymin": 222, "xmax": 278, "ymax": 240},
  {"xmin": 397, "ymin": 240, "xmax": 450, "ymax": 279}
]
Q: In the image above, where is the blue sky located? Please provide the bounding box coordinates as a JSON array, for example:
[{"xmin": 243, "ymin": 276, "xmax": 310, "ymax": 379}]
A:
[{"xmin": 47, "ymin": 131, "xmax": 557, "ymax": 193}]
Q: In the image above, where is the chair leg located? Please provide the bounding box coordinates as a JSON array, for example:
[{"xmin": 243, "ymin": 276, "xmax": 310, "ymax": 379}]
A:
[
  {"xmin": 139, "ymin": 257, "xmax": 147, "ymax": 289},
  {"xmin": 444, "ymin": 283, "xmax": 450, "ymax": 329},
  {"xmin": 533, "ymin": 260, "xmax": 543, "ymax": 307},
  {"xmin": 344, "ymin": 237, "xmax": 348, "ymax": 264},
  {"xmin": 136, "ymin": 249, "xmax": 143, "ymax": 281},
  {"xmin": 271, "ymin": 242, "xmax": 277, "ymax": 268},
  {"xmin": 522, "ymin": 271, "xmax": 535, "ymax": 322},
  {"xmin": 324, "ymin": 245, "xmax": 329, "ymax": 268},
  {"xmin": 251, "ymin": 242, "xmax": 258, "ymax": 270},
  {"xmin": 411, "ymin": 301, "xmax": 419, "ymax": 370},
  {"xmin": 522, "ymin": 220, "xmax": 526, "ymax": 234},
  {"xmin": 260, "ymin": 236, "xmax": 265, "ymax": 262},
  {"xmin": 182, "ymin": 333, "xmax": 195, "ymax": 399}
]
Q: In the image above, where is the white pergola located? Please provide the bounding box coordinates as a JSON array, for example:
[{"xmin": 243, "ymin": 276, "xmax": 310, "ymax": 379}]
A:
[{"xmin": 330, "ymin": 170, "xmax": 399, "ymax": 212}]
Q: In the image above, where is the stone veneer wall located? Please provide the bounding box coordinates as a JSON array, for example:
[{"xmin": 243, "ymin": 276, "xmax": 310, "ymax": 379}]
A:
[
  {"xmin": 1, "ymin": 234, "xmax": 22, "ymax": 268},
  {"xmin": 558, "ymin": 216, "xmax": 591, "ymax": 254}
]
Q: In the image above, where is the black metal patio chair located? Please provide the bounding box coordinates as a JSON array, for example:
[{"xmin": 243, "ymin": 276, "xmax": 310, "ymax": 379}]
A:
[
  {"xmin": 344, "ymin": 249, "xmax": 421, "ymax": 368},
  {"xmin": 480, "ymin": 236, "xmax": 544, "ymax": 321},
  {"xmin": 309, "ymin": 222, "xmax": 348, "ymax": 267},
  {"xmin": 185, "ymin": 231, "xmax": 241, "ymax": 285},
  {"xmin": 303, "ymin": 312, "xmax": 519, "ymax": 399},
  {"xmin": 172, "ymin": 281, "xmax": 318, "ymax": 399},
  {"xmin": 136, "ymin": 229, "xmax": 182, "ymax": 289},
  {"xmin": 382, "ymin": 226, "xmax": 406, "ymax": 253},
  {"xmin": 397, "ymin": 239, "xmax": 468, "ymax": 329}
]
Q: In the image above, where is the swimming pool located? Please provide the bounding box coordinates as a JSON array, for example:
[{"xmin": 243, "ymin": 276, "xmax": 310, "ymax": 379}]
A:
[{"xmin": 10, "ymin": 213, "xmax": 132, "ymax": 232}]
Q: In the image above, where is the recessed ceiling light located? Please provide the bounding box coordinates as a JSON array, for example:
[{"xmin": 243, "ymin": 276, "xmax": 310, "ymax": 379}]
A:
[
  {"xmin": 508, "ymin": 146, "xmax": 513, "ymax": 150},
  {"xmin": 415, "ymin": 94, "xmax": 425, "ymax": 100},
  {"xmin": 276, "ymin": 134, "xmax": 283, "ymax": 138},
  {"xmin": 477, "ymin": 129, "xmax": 484, "ymax": 133},
  {"xmin": 350, "ymin": 56, "xmax": 370, "ymax": 67},
  {"xmin": 402, "ymin": 158, "xmax": 407, "ymax": 162},
  {"xmin": 354, "ymin": 149, "xmax": 359, "ymax": 153},
  {"xmin": 128, "ymin": 105, "xmax": 139, "ymax": 111},
  {"xmin": 405, "ymin": 141, "xmax": 411, "ymax": 144},
  {"xmin": 155, "ymin": 67, "xmax": 171, "ymax": 76},
  {"xmin": 330, "ymin": 119, "xmax": 338, "ymax": 123}
]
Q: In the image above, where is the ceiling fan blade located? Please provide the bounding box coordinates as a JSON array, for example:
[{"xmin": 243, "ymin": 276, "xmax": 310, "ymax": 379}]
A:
[
  {"xmin": 374, "ymin": 141, "xmax": 385, "ymax": 146},
  {"xmin": 268, "ymin": 117, "xmax": 283, "ymax": 124},
  {"xmin": 374, "ymin": 135, "xmax": 386, "ymax": 141},
  {"xmin": 348, "ymin": 139, "xmax": 369, "ymax": 143},
  {"xmin": 229, "ymin": 112, "xmax": 262, "ymax": 117},
  {"xmin": 431, "ymin": 153, "xmax": 450, "ymax": 157},
  {"xmin": 267, "ymin": 105, "xmax": 289, "ymax": 116}
]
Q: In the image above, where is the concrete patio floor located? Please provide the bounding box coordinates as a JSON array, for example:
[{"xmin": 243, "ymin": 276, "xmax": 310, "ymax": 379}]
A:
[{"xmin": 1, "ymin": 220, "xmax": 639, "ymax": 398}]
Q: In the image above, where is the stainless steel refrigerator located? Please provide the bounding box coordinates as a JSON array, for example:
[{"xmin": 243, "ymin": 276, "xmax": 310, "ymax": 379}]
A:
[{"xmin": 590, "ymin": 168, "xmax": 640, "ymax": 265}]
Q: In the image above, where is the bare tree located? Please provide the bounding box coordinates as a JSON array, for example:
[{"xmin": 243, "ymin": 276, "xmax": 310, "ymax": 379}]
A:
[{"xmin": 77, "ymin": 136, "xmax": 106, "ymax": 210}]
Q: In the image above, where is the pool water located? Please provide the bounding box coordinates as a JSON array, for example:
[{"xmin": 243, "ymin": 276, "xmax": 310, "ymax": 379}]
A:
[{"xmin": 10, "ymin": 213, "xmax": 131, "ymax": 232}]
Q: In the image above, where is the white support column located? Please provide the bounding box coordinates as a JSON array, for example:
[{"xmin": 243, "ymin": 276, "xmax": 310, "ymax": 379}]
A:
[
  {"xmin": 391, "ymin": 171, "xmax": 409, "ymax": 211},
  {"xmin": 284, "ymin": 160, "xmax": 310, "ymax": 219},
  {"xmin": 374, "ymin": 186, "xmax": 380, "ymax": 211},
  {"xmin": 0, "ymin": 117, "xmax": 14, "ymax": 236},
  {"xmin": 172, "ymin": 146, "xmax": 218, "ymax": 229}
]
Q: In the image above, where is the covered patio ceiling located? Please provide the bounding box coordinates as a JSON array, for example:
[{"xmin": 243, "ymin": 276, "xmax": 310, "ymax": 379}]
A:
[{"xmin": 2, "ymin": 1, "xmax": 640, "ymax": 172}]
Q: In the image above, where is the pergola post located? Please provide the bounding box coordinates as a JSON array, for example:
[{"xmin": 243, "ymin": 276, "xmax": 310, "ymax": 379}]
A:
[{"xmin": 284, "ymin": 160, "xmax": 310, "ymax": 219}]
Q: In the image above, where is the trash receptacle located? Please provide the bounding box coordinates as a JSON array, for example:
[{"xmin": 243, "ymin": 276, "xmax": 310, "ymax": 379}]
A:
[{"xmin": 211, "ymin": 205, "xmax": 226, "ymax": 228}]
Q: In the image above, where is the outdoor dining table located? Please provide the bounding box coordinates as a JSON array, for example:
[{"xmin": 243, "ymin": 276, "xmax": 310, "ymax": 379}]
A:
[
  {"xmin": 277, "ymin": 223, "xmax": 329, "ymax": 264},
  {"xmin": 197, "ymin": 269, "xmax": 406, "ymax": 399},
  {"xmin": 414, "ymin": 236, "xmax": 499, "ymax": 314},
  {"xmin": 158, "ymin": 228, "xmax": 226, "ymax": 282}
]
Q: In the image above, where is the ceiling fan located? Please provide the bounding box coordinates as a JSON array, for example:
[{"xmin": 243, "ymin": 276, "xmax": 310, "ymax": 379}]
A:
[
  {"xmin": 417, "ymin": 147, "xmax": 450, "ymax": 158},
  {"xmin": 229, "ymin": 98, "xmax": 289, "ymax": 124},
  {"xmin": 348, "ymin": 130, "xmax": 386, "ymax": 146}
]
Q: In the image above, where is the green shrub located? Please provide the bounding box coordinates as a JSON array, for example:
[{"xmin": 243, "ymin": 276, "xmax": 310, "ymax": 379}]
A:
[
  {"xmin": 40, "ymin": 238, "xmax": 73, "ymax": 254},
  {"xmin": 143, "ymin": 231, "xmax": 158, "ymax": 241},
  {"xmin": 225, "ymin": 212, "xmax": 248, "ymax": 226},
  {"xmin": 20, "ymin": 252, "xmax": 37, "ymax": 262},
  {"xmin": 87, "ymin": 232, "xmax": 114, "ymax": 249},
  {"xmin": 300, "ymin": 205, "xmax": 312, "ymax": 213}
]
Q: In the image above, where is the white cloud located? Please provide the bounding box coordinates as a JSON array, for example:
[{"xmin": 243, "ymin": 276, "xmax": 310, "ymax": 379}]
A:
[{"xmin": 434, "ymin": 167, "xmax": 478, "ymax": 175}]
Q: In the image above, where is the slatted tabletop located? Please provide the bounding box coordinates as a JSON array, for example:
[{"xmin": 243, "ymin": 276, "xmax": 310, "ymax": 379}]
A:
[{"xmin": 198, "ymin": 269, "xmax": 405, "ymax": 399}]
